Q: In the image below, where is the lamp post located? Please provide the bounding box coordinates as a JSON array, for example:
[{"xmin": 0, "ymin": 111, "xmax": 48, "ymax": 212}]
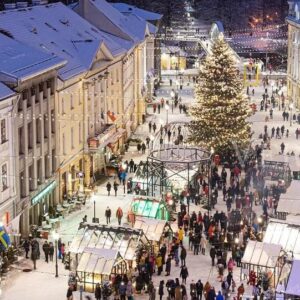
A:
[
  {"xmin": 52, "ymin": 231, "xmax": 59, "ymax": 278},
  {"xmin": 170, "ymin": 90, "xmax": 175, "ymax": 113},
  {"xmin": 165, "ymin": 104, "xmax": 169, "ymax": 125},
  {"xmin": 93, "ymin": 199, "xmax": 96, "ymax": 220},
  {"xmin": 290, "ymin": 103, "xmax": 294, "ymax": 127}
]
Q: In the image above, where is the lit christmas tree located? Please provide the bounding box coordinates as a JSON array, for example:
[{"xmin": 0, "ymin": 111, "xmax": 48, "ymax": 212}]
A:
[{"xmin": 188, "ymin": 36, "xmax": 251, "ymax": 159}]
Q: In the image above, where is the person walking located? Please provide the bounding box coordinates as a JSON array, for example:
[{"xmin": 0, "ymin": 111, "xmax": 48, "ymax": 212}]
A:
[
  {"xmin": 153, "ymin": 123, "xmax": 157, "ymax": 133},
  {"xmin": 200, "ymin": 234, "xmax": 207, "ymax": 255},
  {"xmin": 196, "ymin": 279, "xmax": 203, "ymax": 300},
  {"xmin": 280, "ymin": 142, "xmax": 285, "ymax": 154},
  {"xmin": 58, "ymin": 238, "xmax": 62, "ymax": 259},
  {"xmin": 116, "ymin": 207, "xmax": 123, "ymax": 225},
  {"xmin": 180, "ymin": 245, "xmax": 187, "ymax": 267},
  {"xmin": 105, "ymin": 206, "xmax": 111, "ymax": 224},
  {"xmin": 210, "ymin": 246, "xmax": 216, "ymax": 266},
  {"xmin": 237, "ymin": 283, "xmax": 245, "ymax": 300},
  {"xmin": 113, "ymin": 181, "xmax": 118, "ymax": 196},
  {"xmin": 31, "ymin": 239, "xmax": 39, "ymax": 270},
  {"xmin": 49, "ymin": 242, "xmax": 54, "ymax": 262},
  {"xmin": 180, "ymin": 265, "xmax": 189, "ymax": 284},
  {"xmin": 126, "ymin": 281, "xmax": 133, "ymax": 300},
  {"xmin": 156, "ymin": 253, "xmax": 163, "ymax": 275},
  {"xmin": 165, "ymin": 255, "xmax": 171, "ymax": 276},
  {"xmin": 66, "ymin": 285, "xmax": 73, "ymax": 300},
  {"xmin": 106, "ymin": 182, "xmax": 112, "ymax": 196},
  {"xmin": 158, "ymin": 280, "xmax": 164, "ymax": 300},
  {"xmin": 23, "ymin": 239, "xmax": 30, "ymax": 259},
  {"xmin": 95, "ymin": 283, "xmax": 101, "ymax": 300}
]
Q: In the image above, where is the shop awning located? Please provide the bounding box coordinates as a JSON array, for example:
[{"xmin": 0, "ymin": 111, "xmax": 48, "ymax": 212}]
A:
[
  {"xmin": 264, "ymin": 221, "xmax": 300, "ymax": 259},
  {"xmin": 77, "ymin": 248, "xmax": 119, "ymax": 275},
  {"xmin": 242, "ymin": 240, "xmax": 282, "ymax": 268},
  {"xmin": 285, "ymin": 260, "xmax": 300, "ymax": 296},
  {"xmin": 277, "ymin": 181, "xmax": 300, "ymax": 214},
  {"xmin": 134, "ymin": 217, "xmax": 171, "ymax": 242}
]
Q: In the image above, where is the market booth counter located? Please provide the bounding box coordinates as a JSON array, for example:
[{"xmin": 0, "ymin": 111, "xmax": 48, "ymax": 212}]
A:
[
  {"xmin": 133, "ymin": 217, "xmax": 173, "ymax": 253},
  {"xmin": 130, "ymin": 196, "xmax": 171, "ymax": 221},
  {"xmin": 76, "ymin": 248, "xmax": 126, "ymax": 292},
  {"xmin": 241, "ymin": 240, "xmax": 284, "ymax": 288},
  {"xmin": 280, "ymin": 259, "xmax": 300, "ymax": 298},
  {"xmin": 69, "ymin": 223, "xmax": 151, "ymax": 270}
]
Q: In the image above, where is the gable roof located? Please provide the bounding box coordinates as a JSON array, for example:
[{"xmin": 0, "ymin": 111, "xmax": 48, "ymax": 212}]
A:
[
  {"xmin": 0, "ymin": 82, "xmax": 15, "ymax": 100},
  {"xmin": 111, "ymin": 3, "xmax": 162, "ymax": 21},
  {"xmin": 0, "ymin": 3, "xmax": 126, "ymax": 81},
  {"xmin": 76, "ymin": 0, "xmax": 149, "ymax": 45},
  {"xmin": 0, "ymin": 33, "xmax": 66, "ymax": 84}
]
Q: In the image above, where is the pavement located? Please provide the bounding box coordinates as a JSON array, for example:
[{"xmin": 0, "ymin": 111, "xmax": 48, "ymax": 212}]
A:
[{"xmin": 1, "ymin": 73, "xmax": 289, "ymax": 300}]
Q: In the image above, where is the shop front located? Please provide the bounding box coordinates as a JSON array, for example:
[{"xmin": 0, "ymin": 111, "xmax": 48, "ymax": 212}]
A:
[{"xmin": 29, "ymin": 180, "xmax": 56, "ymax": 226}]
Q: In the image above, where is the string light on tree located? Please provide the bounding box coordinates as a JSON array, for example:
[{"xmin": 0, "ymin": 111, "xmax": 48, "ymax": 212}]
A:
[{"xmin": 188, "ymin": 35, "xmax": 251, "ymax": 159}]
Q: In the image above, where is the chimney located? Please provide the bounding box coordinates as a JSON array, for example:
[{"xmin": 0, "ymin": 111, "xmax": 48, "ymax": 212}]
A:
[
  {"xmin": 16, "ymin": 1, "xmax": 28, "ymax": 8},
  {"xmin": 4, "ymin": 2, "xmax": 17, "ymax": 9}
]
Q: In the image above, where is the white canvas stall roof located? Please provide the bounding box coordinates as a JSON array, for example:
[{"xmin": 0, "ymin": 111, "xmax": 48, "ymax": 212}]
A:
[
  {"xmin": 242, "ymin": 240, "xmax": 282, "ymax": 268},
  {"xmin": 264, "ymin": 221, "xmax": 300, "ymax": 259},
  {"xmin": 77, "ymin": 248, "xmax": 119, "ymax": 275},
  {"xmin": 69, "ymin": 226, "xmax": 147, "ymax": 260},
  {"xmin": 277, "ymin": 181, "xmax": 300, "ymax": 214},
  {"xmin": 134, "ymin": 217, "xmax": 168, "ymax": 242},
  {"xmin": 285, "ymin": 260, "xmax": 300, "ymax": 296},
  {"xmin": 262, "ymin": 153, "xmax": 300, "ymax": 172},
  {"xmin": 0, "ymin": 3, "xmax": 125, "ymax": 81}
]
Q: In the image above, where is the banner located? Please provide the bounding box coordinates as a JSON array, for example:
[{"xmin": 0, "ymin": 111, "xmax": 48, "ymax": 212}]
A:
[{"xmin": 6, "ymin": 214, "xmax": 21, "ymax": 235}]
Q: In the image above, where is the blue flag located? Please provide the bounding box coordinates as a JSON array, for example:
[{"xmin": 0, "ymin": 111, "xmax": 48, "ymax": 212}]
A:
[{"xmin": 0, "ymin": 226, "xmax": 11, "ymax": 251}]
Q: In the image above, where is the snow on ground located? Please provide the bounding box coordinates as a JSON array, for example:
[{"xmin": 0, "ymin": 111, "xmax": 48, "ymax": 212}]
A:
[{"xmin": 1, "ymin": 74, "xmax": 291, "ymax": 300}]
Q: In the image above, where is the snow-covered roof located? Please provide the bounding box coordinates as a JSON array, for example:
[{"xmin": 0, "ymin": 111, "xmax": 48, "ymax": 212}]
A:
[
  {"xmin": 0, "ymin": 82, "xmax": 15, "ymax": 100},
  {"xmin": 277, "ymin": 181, "xmax": 300, "ymax": 214},
  {"xmin": 0, "ymin": 33, "xmax": 66, "ymax": 83},
  {"xmin": 76, "ymin": 0, "xmax": 151, "ymax": 45},
  {"xmin": 285, "ymin": 260, "xmax": 300, "ymax": 296},
  {"xmin": 0, "ymin": 3, "xmax": 126, "ymax": 81},
  {"xmin": 111, "ymin": 3, "xmax": 162, "ymax": 21}
]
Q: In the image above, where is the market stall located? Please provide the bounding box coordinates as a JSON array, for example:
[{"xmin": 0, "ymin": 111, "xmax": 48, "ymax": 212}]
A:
[
  {"xmin": 241, "ymin": 240, "xmax": 284, "ymax": 287},
  {"xmin": 263, "ymin": 220, "xmax": 300, "ymax": 258},
  {"xmin": 133, "ymin": 217, "xmax": 173, "ymax": 253},
  {"xmin": 69, "ymin": 223, "xmax": 150, "ymax": 270},
  {"xmin": 276, "ymin": 181, "xmax": 300, "ymax": 219},
  {"xmin": 76, "ymin": 248, "xmax": 127, "ymax": 292},
  {"xmin": 283, "ymin": 259, "xmax": 300, "ymax": 298},
  {"xmin": 130, "ymin": 196, "xmax": 171, "ymax": 221}
]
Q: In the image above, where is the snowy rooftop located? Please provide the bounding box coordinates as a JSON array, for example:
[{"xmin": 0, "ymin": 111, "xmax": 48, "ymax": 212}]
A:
[
  {"xmin": 76, "ymin": 0, "xmax": 153, "ymax": 45},
  {"xmin": 277, "ymin": 181, "xmax": 300, "ymax": 215},
  {"xmin": 0, "ymin": 33, "xmax": 65, "ymax": 83},
  {"xmin": 111, "ymin": 3, "xmax": 162, "ymax": 21},
  {"xmin": 0, "ymin": 3, "xmax": 126, "ymax": 80},
  {"xmin": 0, "ymin": 82, "xmax": 15, "ymax": 100}
]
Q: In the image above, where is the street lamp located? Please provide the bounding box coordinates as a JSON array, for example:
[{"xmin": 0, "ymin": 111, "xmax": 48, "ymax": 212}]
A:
[
  {"xmin": 93, "ymin": 199, "xmax": 96, "ymax": 221},
  {"xmin": 52, "ymin": 231, "xmax": 59, "ymax": 278},
  {"xmin": 165, "ymin": 104, "xmax": 169, "ymax": 125},
  {"xmin": 290, "ymin": 103, "xmax": 294, "ymax": 127}
]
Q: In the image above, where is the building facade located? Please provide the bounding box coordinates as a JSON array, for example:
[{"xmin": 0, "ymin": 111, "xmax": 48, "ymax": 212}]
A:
[
  {"xmin": 287, "ymin": 1, "xmax": 300, "ymax": 108},
  {"xmin": 0, "ymin": 84, "xmax": 18, "ymax": 227}
]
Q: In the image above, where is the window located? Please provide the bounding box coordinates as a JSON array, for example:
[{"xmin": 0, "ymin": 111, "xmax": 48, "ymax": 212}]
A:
[
  {"xmin": 1, "ymin": 119, "xmax": 7, "ymax": 143},
  {"xmin": 70, "ymin": 94, "xmax": 74, "ymax": 110},
  {"xmin": 62, "ymin": 98, "xmax": 65, "ymax": 114},
  {"xmin": 2, "ymin": 164, "xmax": 7, "ymax": 191},
  {"xmin": 62, "ymin": 133, "xmax": 66, "ymax": 155},
  {"xmin": 79, "ymin": 122, "xmax": 82, "ymax": 143},
  {"xmin": 71, "ymin": 127, "xmax": 74, "ymax": 149}
]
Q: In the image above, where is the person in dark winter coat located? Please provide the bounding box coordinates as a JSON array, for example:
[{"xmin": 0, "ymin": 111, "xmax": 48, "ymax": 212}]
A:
[
  {"xmin": 49, "ymin": 242, "xmax": 54, "ymax": 262},
  {"xmin": 158, "ymin": 280, "xmax": 164, "ymax": 300},
  {"xmin": 165, "ymin": 255, "xmax": 171, "ymax": 276},
  {"xmin": 210, "ymin": 246, "xmax": 216, "ymax": 266},
  {"xmin": 207, "ymin": 287, "xmax": 216, "ymax": 300},
  {"xmin": 180, "ymin": 266, "xmax": 189, "ymax": 284},
  {"xmin": 196, "ymin": 279, "xmax": 204, "ymax": 300},
  {"xmin": 43, "ymin": 241, "xmax": 50, "ymax": 263},
  {"xmin": 95, "ymin": 283, "xmax": 101, "ymax": 300},
  {"xmin": 106, "ymin": 182, "xmax": 112, "ymax": 196},
  {"xmin": 23, "ymin": 239, "xmax": 30, "ymax": 259},
  {"xmin": 105, "ymin": 207, "xmax": 111, "ymax": 224},
  {"xmin": 66, "ymin": 285, "xmax": 73, "ymax": 300},
  {"xmin": 31, "ymin": 239, "xmax": 40, "ymax": 270},
  {"xmin": 180, "ymin": 246, "xmax": 187, "ymax": 266}
]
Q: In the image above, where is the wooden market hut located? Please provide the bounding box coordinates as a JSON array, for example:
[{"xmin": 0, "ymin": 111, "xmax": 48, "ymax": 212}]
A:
[
  {"xmin": 69, "ymin": 223, "xmax": 150, "ymax": 270},
  {"xmin": 133, "ymin": 217, "xmax": 174, "ymax": 253},
  {"xmin": 76, "ymin": 248, "xmax": 126, "ymax": 292},
  {"xmin": 130, "ymin": 196, "xmax": 170, "ymax": 221}
]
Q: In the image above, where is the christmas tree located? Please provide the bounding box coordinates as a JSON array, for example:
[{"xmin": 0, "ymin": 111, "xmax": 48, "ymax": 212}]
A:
[{"xmin": 188, "ymin": 36, "xmax": 251, "ymax": 158}]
